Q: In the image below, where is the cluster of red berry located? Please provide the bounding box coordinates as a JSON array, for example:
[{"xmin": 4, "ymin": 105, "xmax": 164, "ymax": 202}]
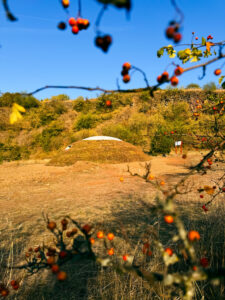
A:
[
  {"xmin": 58, "ymin": 17, "xmax": 90, "ymax": 34},
  {"xmin": 157, "ymin": 66, "xmax": 184, "ymax": 86},
  {"xmin": 166, "ymin": 21, "xmax": 182, "ymax": 43},
  {"xmin": 121, "ymin": 62, "xmax": 131, "ymax": 83},
  {"xmin": 95, "ymin": 35, "xmax": 112, "ymax": 53},
  {"xmin": 58, "ymin": 0, "xmax": 90, "ymax": 35}
]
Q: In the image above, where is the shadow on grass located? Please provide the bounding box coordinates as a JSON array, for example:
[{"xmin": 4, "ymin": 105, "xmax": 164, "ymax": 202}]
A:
[{"xmin": 1, "ymin": 196, "xmax": 224, "ymax": 300}]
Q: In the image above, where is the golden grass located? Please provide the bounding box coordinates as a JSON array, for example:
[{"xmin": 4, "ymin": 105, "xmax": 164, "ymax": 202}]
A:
[{"xmin": 48, "ymin": 140, "xmax": 151, "ymax": 166}]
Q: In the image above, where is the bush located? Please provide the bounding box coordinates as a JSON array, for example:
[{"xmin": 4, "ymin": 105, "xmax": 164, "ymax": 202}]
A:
[
  {"xmin": 0, "ymin": 93, "xmax": 40, "ymax": 108},
  {"xmin": 203, "ymin": 82, "xmax": 217, "ymax": 92},
  {"xmin": 74, "ymin": 113, "xmax": 98, "ymax": 131},
  {"xmin": 73, "ymin": 97, "xmax": 93, "ymax": 112},
  {"xmin": 0, "ymin": 143, "xmax": 22, "ymax": 161},
  {"xmin": 186, "ymin": 83, "xmax": 201, "ymax": 89},
  {"xmin": 150, "ymin": 127, "xmax": 174, "ymax": 155},
  {"xmin": 34, "ymin": 121, "xmax": 64, "ymax": 152}
]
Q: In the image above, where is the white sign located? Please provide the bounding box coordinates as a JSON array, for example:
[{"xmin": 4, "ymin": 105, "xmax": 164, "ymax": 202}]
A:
[{"xmin": 175, "ymin": 141, "xmax": 182, "ymax": 146}]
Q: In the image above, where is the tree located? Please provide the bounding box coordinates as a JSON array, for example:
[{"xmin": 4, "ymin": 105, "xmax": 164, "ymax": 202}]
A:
[
  {"xmin": 186, "ymin": 83, "xmax": 201, "ymax": 89},
  {"xmin": 203, "ymin": 82, "xmax": 217, "ymax": 92}
]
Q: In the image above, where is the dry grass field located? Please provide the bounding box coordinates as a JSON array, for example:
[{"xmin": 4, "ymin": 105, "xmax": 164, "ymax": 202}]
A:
[{"xmin": 0, "ymin": 151, "xmax": 224, "ymax": 299}]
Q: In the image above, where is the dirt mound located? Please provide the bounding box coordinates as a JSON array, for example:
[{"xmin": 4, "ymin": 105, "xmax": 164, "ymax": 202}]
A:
[{"xmin": 48, "ymin": 140, "xmax": 150, "ymax": 166}]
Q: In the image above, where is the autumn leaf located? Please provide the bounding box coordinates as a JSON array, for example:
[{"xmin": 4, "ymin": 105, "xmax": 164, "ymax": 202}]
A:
[
  {"xmin": 204, "ymin": 185, "xmax": 214, "ymax": 195},
  {"xmin": 206, "ymin": 42, "xmax": 214, "ymax": 52},
  {"xmin": 219, "ymin": 76, "xmax": 225, "ymax": 85}
]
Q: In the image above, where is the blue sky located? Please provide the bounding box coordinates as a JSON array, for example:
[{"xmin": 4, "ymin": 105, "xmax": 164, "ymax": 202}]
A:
[{"xmin": 0, "ymin": 0, "xmax": 224, "ymax": 100}]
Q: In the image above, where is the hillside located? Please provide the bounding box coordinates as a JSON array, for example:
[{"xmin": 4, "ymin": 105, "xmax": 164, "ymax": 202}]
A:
[{"xmin": 0, "ymin": 89, "xmax": 224, "ymax": 163}]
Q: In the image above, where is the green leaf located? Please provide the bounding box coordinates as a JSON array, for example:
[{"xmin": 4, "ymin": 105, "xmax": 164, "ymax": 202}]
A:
[
  {"xmin": 219, "ymin": 76, "xmax": 225, "ymax": 85},
  {"xmin": 202, "ymin": 37, "xmax": 206, "ymax": 46},
  {"xmin": 222, "ymin": 81, "xmax": 225, "ymax": 89},
  {"xmin": 157, "ymin": 48, "xmax": 164, "ymax": 58},
  {"xmin": 97, "ymin": 0, "xmax": 131, "ymax": 10}
]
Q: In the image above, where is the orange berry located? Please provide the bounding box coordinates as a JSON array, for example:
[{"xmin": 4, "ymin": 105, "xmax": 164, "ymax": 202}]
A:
[
  {"xmin": 68, "ymin": 17, "xmax": 77, "ymax": 27},
  {"xmin": 47, "ymin": 257, "xmax": 55, "ymax": 265},
  {"xmin": 34, "ymin": 247, "xmax": 40, "ymax": 252},
  {"xmin": 120, "ymin": 177, "xmax": 124, "ymax": 182},
  {"xmin": 1, "ymin": 289, "xmax": 9, "ymax": 297},
  {"xmin": 51, "ymin": 264, "xmax": 60, "ymax": 273},
  {"xmin": 148, "ymin": 174, "xmax": 154, "ymax": 180},
  {"xmin": 162, "ymin": 71, "xmax": 169, "ymax": 81},
  {"xmin": 122, "ymin": 254, "xmax": 128, "ymax": 261},
  {"xmin": 164, "ymin": 215, "xmax": 174, "ymax": 224},
  {"xmin": 107, "ymin": 248, "xmax": 114, "ymax": 255},
  {"xmin": 57, "ymin": 271, "xmax": 67, "ymax": 281},
  {"xmin": 61, "ymin": 218, "xmax": 68, "ymax": 226},
  {"xmin": 174, "ymin": 66, "xmax": 184, "ymax": 76},
  {"xmin": 107, "ymin": 233, "xmax": 115, "ymax": 241},
  {"xmin": 106, "ymin": 100, "xmax": 112, "ymax": 107},
  {"xmin": 123, "ymin": 74, "xmax": 130, "ymax": 83},
  {"xmin": 160, "ymin": 181, "xmax": 165, "ymax": 186},
  {"xmin": 170, "ymin": 76, "xmax": 179, "ymax": 86},
  {"xmin": 165, "ymin": 247, "xmax": 173, "ymax": 256},
  {"xmin": 72, "ymin": 25, "xmax": 79, "ymax": 34},
  {"xmin": 62, "ymin": 0, "xmax": 70, "ymax": 8},
  {"xmin": 89, "ymin": 237, "xmax": 95, "ymax": 244},
  {"xmin": 214, "ymin": 69, "xmax": 221, "ymax": 76},
  {"xmin": 71, "ymin": 228, "xmax": 78, "ymax": 234},
  {"xmin": 123, "ymin": 62, "xmax": 131, "ymax": 71},
  {"xmin": 157, "ymin": 75, "xmax": 163, "ymax": 83},
  {"xmin": 188, "ymin": 230, "xmax": 200, "ymax": 241},
  {"xmin": 47, "ymin": 221, "xmax": 56, "ymax": 231},
  {"xmin": 97, "ymin": 231, "xmax": 104, "ymax": 239},
  {"xmin": 192, "ymin": 265, "xmax": 197, "ymax": 271},
  {"xmin": 142, "ymin": 242, "xmax": 150, "ymax": 254}
]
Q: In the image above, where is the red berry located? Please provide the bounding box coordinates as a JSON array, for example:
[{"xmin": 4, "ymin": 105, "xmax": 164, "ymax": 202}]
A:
[
  {"xmin": 202, "ymin": 205, "xmax": 208, "ymax": 212},
  {"xmin": 200, "ymin": 195, "xmax": 204, "ymax": 198},
  {"xmin": 195, "ymin": 37, "xmax": 199, "ymax": 40},
  {"xmin": 123, "ymin": 74, "xmax": 130, "ymax": 83},
  {"xmin": 161, "ymin": 71, "xmax": 169, "ymax": 81},
  {"xmin": 68, "ymin": 17, "xmax": 77, "ymax": 27},
  {"xmin": 106, "ymin": 100, "xmax": 112, "ymax": 107},
  {"xmin": 165, "ymin": 248, "xmax": 173, "ymax": 256},
  {"xmin": 174, "ymin": 66, "xmax": 184, "ymax": 76},
  {"xmin": 123, "ymin": 62, "xmax": 131, "ymax": 71},
  {"xmin": 200, "ymin": 257, "xmax": 209, "ymax": 268},
  {"xmin": 214, "ymin": 69, "xmax": 221, "ymax": 76},
  {"xmin": 72, "ymin": 26, "xmax": 79, "ymax": 34},
  {"xmin": 59, "ymin": 251, "xmax": 67, "ymax": 259},
  {"xmin": 170, "ymin": 76, "xmax": 179, "ymax": 86},
  {"xmin": 62, "ymin": 0, "xmax": 70, "ymax": 8},
  {"xmin": 58, "ymin": 22, "xmax": 67, "ymax": 30},
  {"xmin": 173, "ymin": 33, "xmax": 182, "ymax": 43},
  {"xmin": 157, "ymin": 75, "xmax": 163, "ymax": 83},
  {"xmin": 166, "ymin": 26, "xmax": 175, "ymax": 39}
]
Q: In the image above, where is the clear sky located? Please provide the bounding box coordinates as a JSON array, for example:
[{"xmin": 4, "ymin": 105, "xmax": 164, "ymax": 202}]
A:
[{"xmin": 0, "ymin": 0, "xmax": 224, "ymax": 100}]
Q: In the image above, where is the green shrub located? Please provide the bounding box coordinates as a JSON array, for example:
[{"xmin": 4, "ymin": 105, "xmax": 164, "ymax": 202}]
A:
[
  {"xmin": 150, "ymin": 127, "xmax": 174, "ymax": 155},
  {"xmin": 34, "ymin": 121, "xmax": 64, "ymax": 152},
  {"xmin": 0, "ymin": 143, "xmax": 22, "ymax": 161},
  {"xmin": 0, "ymin": 93, "xmax": 40, "ymax": 108},
  {"xmin": 74, "ymin": 113, "xmax": 98, "ymax": 131},
  {"xmin": 73, "ymin": 97, "xmax": 93, "ymax": 113}
]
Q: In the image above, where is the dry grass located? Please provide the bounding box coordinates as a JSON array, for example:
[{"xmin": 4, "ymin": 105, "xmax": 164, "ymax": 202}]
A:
[
  {"xmin": 0, "ymin": 152, "xmax": 224, "ymax": 299},
  {"xmin": 48, "ymin": 140, "xmax": 151, "ymax": 166}
]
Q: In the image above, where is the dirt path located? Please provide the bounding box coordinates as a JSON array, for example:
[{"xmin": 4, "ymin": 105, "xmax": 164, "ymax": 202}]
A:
[{"xmin": 0, "ymin": 151, "xmax": 222, "ymax": 230}]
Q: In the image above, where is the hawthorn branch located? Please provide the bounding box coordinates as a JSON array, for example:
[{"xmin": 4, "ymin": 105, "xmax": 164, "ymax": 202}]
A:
[{"xmin": 2, "ymin": 0, "xmax": 17, "ymax": 21}]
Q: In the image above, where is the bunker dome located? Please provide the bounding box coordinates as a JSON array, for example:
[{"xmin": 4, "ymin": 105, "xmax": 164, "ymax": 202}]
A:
[{"xmin": 49, "ymin": 136, "xmax": 150, "ymax": 166}]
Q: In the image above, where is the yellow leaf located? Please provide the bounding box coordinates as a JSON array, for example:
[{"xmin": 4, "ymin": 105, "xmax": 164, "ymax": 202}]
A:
[
  {"xmin": 169, "ymin": 51, "xmax": 176, "ymax": 58},
  {"xmin": 13, "ymin": 103, "xmax": 26, "ymax": 113},
  {"xmin": 184, "ymin": 48, "xmax": 191, "ymax": 55},
  {"xmin": 190, "ymin": 56, "xmax": 199, "ymax": 63}
]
